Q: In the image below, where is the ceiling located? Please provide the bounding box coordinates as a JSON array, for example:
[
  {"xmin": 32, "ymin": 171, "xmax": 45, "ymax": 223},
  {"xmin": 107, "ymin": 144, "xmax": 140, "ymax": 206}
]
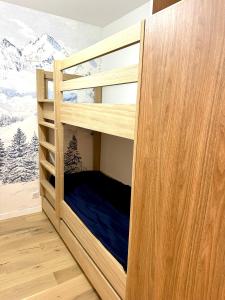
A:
[{"xmin": 1, "ymin": 0, "xmax": 149, "ymax": 26}]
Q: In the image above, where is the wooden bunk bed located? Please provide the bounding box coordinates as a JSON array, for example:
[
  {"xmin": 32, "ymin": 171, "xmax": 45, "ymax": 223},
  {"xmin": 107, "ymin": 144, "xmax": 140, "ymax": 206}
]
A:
[
  {"xmin": 37, "ymin": 21, "xmax": 145, "ymax": 300},
  {"xmin": 37, "ymin": 1, "xmax": 225, "ymax": 298}
]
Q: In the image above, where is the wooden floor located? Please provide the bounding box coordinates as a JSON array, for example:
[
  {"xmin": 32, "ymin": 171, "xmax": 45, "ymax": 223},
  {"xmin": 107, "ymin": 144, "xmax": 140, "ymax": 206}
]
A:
[{"xmin": 0, "ymin": 212, "xmax": 99, "ymax": 300}]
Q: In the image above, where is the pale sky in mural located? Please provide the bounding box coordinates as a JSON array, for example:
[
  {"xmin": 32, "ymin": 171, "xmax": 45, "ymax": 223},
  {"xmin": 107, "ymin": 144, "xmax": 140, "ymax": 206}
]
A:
[{"xmin": 0, "ymin": 1, "xmax": 101, "ymax": 50}]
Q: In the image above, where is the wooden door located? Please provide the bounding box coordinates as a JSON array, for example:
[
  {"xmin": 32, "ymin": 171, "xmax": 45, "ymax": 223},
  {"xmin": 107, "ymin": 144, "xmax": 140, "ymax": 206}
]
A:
[{"xmin": 127, "ymin": 0, "xmax": 225, "ymax": 299}]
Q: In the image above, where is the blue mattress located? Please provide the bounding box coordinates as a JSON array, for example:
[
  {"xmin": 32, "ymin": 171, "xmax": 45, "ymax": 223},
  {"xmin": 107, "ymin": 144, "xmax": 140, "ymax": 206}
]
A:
[{"xmin": 63, "ymin": 171, "xmax": 131, "ymax": 271}]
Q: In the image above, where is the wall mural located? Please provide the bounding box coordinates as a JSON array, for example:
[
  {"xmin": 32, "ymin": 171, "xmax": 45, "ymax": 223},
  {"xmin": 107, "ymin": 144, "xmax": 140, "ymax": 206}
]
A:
[
  {"xmin": 65, "ymin": 135, "xmax": 84, "ymax": 174},
  {"xmin": 0, "ymin": 1, "xmax": 101, "ymax": 219}
]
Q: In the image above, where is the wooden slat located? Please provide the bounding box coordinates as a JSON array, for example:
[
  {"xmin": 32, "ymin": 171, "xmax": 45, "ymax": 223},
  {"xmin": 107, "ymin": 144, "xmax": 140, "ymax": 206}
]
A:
[
  {"xmin": 60, "ymin": 22, "xmax": 142, "ymax": 70},
  {"xmin": 42, "ymin": 111, "xmax": 54, "ymax": 121},
  {"xmin": 44, "ymin": 71, "xmax": 53, "ymax": 80},
  {"xmin": 45, "ymin": 190, "xmax": 55, "ymax": 209},
  {"xmin": 63, "ymin": 73, "xmax": 80, "ymax": 81},
  {"xmin": 39, "ymin": 141, "xmax": 56, "ymax": 154},
  {"xmin": 60, "ymin": 103, "xmax": 136, "ymax": 139},
  {"xmin": 38, "ymin": 99, "xmax": 55, "ymax": 103},
  {"xmin": 39, "ymin": 121, "xmax": 55, "ymax": 129},
  {"xmin": 40, "ymin": 160, "xmax": 55, "ymax": 176},
  {"xmin": 42, "ymin": 197, "xmax": 59, "ymax": 231},
  {"xmin": 61, "ymin": 65, "xmax": 138, "ymax": 91},
  {"xmin": 40, "ymin": 179, "xmax": 55, "ymax": 201},
  {"xmin": 45, "ymin": 71, "xmax": 80, "ymax": 81},
  {"xmin": 60, "ymin": 221, "xmax": 120, "ymax": 300},
  {"xmin": 61, "ymin": 201, "xmax": 126, "ymax": 299}
]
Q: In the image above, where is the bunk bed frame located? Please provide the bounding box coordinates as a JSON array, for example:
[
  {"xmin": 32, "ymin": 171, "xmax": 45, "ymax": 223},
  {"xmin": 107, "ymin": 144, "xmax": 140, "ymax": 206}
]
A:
[
  {"xmin": 36, "ymin": 21, "xmax": 145, "ymax": 300},
  {"xmin": 37, "ymin": 1, "xmax": 225, "ymax": 298}
]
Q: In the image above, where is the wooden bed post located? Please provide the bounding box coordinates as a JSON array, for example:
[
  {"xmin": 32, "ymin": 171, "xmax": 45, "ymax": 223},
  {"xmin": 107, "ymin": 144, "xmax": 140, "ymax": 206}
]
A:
[
  {"xmin": 54, "ymin": 61, "xmax": 64, "ymax": 219},
  {"xmin": 93, "ymin": 87, "xmax": 102, "ymax": 171}
]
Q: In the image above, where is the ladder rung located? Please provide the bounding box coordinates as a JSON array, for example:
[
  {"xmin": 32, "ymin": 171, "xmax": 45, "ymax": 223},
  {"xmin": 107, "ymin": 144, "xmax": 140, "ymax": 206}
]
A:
[
  {"xmin": 42, "ymin": 111, "xmax": 54, "ymax": 121},
  {"xmin": 40, "ymin": 141, "xmax": 56, "ymax": 153},
  {"xmin": 40, "ymin": 179, "xmax": 55, "ymax": 200},
  {"xmin": 38, "ymin": 99, "xmax": 55, "ymax": 103},
  {"xmin": 39, "ymin": 121, "xmax": 55, "ymax": 129},
  {"xmin": 40, "ymin": 160, "xmax": 55, "ymax": 176}
]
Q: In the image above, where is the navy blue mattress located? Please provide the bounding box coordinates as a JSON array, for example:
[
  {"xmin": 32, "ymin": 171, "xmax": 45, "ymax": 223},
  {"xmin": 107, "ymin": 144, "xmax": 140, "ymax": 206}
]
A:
[{"xmin": 63, "ymin": 171, "xmax": 131, "ymax": 271}]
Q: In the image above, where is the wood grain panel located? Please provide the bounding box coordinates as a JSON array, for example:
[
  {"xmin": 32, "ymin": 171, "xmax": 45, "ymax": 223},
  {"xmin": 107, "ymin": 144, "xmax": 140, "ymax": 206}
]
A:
[
  {"xmin": 60, "ymin": 22, "xmax": 142, "ymax": 70},
  {"xmin": 42, "ymin": 197, "xmax": 59, "ymax": 231},
  {"xmin": 60, "ymin": 103, "xmax": 136, "ymax": 139},
  {"xmin": 61, "ymin": 65, "xmax": 138, "ymax": 91},
  {"xmin": 61, "ymin": 201, "xmax": 126, "ymax": 299},
  {"xmin": 60, "ymin": 221, "xmax": 121, "ymax": 300},
  {"xmin": 126, "ymin": 0, "xmax": 225, "ymax": 299},
  {"xmin": 152, "ymin": 0, "xmax": 181, "ymax": 13},
  {"xmin": 44, "ymin": 190, "xmax": 55, "ymax": 209}
]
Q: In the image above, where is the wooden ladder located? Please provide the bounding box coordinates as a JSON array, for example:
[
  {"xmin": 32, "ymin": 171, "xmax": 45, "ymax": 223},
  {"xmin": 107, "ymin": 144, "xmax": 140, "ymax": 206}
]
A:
[{"xmin": 36, "ymin": 69, "xmax": 59, "ymax": 231}]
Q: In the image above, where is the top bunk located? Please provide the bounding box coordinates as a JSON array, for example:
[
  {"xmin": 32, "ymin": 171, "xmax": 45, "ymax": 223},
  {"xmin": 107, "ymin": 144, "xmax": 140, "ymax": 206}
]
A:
[{"xmin": 53, "ymin": 21, "xmax": 145, "ymax": 140}]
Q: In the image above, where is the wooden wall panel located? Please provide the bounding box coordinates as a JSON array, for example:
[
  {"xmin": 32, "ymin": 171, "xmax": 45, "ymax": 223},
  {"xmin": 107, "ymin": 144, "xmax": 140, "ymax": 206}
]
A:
[
  {"xmin": 126, "ymin": 0, "xmax": 225, "ymax": 299},
  {"xmin": 152, "ymin": 0, "xmax": 181, "ymax": 13}
]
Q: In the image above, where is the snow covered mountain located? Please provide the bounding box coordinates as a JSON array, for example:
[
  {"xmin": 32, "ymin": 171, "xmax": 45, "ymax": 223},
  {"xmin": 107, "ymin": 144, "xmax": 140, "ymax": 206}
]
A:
[
  {"xmin": 22, "ymin": 34, "xmax": 69, "ymax": 70},
  {"xmin": 0, "ymin": 34, "xmax": 100, "ymax": 80},
  {"xmin": 0, "ymin": 34, "xmax": 69, "ymax": 75},
  {"xmin": 0, "ymin": 39, "xmax": 23, "ymax": 73},
  {"xmin": 0, "ymin": 33, "xmax": 100, "ymax": 113}
]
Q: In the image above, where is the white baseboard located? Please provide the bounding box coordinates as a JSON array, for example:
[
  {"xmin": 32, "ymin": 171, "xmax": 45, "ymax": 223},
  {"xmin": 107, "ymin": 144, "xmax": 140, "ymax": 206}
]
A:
[{"xmin": 0, "ymin": 205, "xmax": 42, "ymax": 221}]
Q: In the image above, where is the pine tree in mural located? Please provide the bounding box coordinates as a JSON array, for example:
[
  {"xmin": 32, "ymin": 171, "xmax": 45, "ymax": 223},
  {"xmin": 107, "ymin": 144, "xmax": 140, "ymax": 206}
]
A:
[
  {"xmin": 28, "ymin": 132, "xmax": 39, "ymax": 179},
  {"xmin": 0, "ymin": 138, "xmax": 5, "ymax": 181},
  {"xmin": 30, "ymin": 132, "xmax": 39, "ymax": 153},
  {"xmin": 64, "ymin": 135, "xmax": 82, "ymax": 174},
  {"xmin": 3, "ymin": 128, "xmax": 29, "ymax": 184}
]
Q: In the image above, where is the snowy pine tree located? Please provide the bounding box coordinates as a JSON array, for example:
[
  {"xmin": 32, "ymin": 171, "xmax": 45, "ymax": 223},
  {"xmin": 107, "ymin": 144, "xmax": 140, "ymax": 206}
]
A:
[
  {"xmin": 3, "ymin": 128, "xmax": 30, "ymax": 184},
  {"xmin": 64, "ymin": 135, "xmax": 82, "ymax": 174},
  {"xmin": 30, "ymin": 132, "xmax": 39, "ymax": 153},
  {"xmin": 0, "ymin": 138, "xmax": 5, "ymax": 181},
  {"xmin": 27, "ymin": 132, "xmax": 39, "ymax": 180}
]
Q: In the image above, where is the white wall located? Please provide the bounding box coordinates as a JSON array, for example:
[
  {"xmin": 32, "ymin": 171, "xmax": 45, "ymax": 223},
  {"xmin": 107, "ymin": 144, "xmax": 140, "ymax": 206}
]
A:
[{"xmin": 100, "ymin": 2, "xmax": 151, "ymax": 185}]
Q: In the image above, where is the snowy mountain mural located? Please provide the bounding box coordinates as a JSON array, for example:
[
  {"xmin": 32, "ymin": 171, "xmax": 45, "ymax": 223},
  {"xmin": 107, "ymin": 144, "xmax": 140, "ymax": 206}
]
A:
[
  {"xmin": 0, "ymin": 33, "xmax": 99, "ymax": 146},
  {"xmin": 0, "ymin": 0, "xmax": 101, "ymax": 220},
  {"xmin": 0, "ymin": 34, "xmax": 69, "ymax": 75}
]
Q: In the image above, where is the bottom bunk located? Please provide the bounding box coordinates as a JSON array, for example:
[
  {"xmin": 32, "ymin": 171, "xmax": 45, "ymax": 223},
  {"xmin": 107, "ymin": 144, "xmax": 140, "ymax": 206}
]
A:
[{"xmin": 58, "ymin": 171, "xmax": 130, "ymax": 299}]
